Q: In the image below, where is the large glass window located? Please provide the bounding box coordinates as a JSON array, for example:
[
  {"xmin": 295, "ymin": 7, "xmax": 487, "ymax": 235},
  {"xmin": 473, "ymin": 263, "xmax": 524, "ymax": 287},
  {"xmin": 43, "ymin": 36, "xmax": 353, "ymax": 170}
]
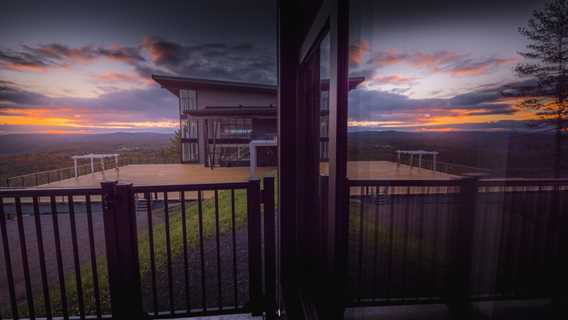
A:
[
  {"xmin": 181, "ymin": 141, "xmax": 199, "ymax": 162},
  {"xmin": 208, "ymin": 119, "xmax": 252, "ymax": 139},
  {"xmin": 180, "ymin": 89, "xmax": 197, "ymax": 113},
  {"xmin": 345, "ymin": 1, "xmax": 563, "ymax": 318},
  {"xmin": 182, "ymin": 119, "xmax": 199, "ymax": 139}
]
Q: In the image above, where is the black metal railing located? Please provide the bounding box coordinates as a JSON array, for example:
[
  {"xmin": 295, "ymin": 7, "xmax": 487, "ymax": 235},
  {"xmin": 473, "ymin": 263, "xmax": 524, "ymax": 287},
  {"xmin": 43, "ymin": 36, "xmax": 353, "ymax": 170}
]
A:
[
  {"xmin": 4, "ymin": 157, "xmax": 180, "ymax": 189},
  {"xmin": 0, "ymin": 187, "xmax": 108, "ymax": 320},
  {"xmin": 0, "ymin": 177, "xmax": 277, "ymax": 320},
  {"xmin": 346, "ymin": 177, "xmax": 568, "ymax": 308}
]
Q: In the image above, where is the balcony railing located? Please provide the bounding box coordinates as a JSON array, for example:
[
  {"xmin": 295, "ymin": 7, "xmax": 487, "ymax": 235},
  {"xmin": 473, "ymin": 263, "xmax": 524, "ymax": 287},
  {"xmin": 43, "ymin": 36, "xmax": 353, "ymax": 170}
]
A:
[
  {"xmin": 3, "ymin": 157, "xmax": 180, "ymax": 189},
  {"xmin": 2, "ymin": 176, "xmax": 566, "ymax": 319},
  {"xmin": 0, "ymin": 177, "xmax": 277, "ymax": 320},
  {"xmin": 346, "ymin": 177, "xmax": 568, "ymax": 308}
]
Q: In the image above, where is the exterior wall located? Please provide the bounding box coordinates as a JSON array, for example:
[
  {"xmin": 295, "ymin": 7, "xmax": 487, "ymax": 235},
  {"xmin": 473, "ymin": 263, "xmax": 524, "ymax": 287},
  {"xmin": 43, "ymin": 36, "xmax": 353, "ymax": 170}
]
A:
[
  {"xmin": 196, "ymin": 87, "xmax": 276, "ymax": 110},
  {"xmin": 252, "ymin": 119, "xmax": 277, "ymax": 140},
  {"xmin": 177, "ymin": 86, "xmax": 278, "ymax": 166},
  {"xmin": 198, "ymin": 119, "xmax": 207, "ymax": 164}
]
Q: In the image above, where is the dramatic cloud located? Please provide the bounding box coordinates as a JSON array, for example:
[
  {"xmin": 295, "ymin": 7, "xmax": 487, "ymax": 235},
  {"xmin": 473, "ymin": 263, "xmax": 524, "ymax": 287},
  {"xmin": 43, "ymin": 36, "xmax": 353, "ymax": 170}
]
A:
[
  {"xmin": 350, "ymin": 40, "xmax": 370, "ymax": 65},
  {"xmin": 368, "ymin": 49, "xmax": 515, "ymax": 77},
  {"xmin": 0, "ymin": 79, "xmax": 179, "ymax": 133},
  {"xmin": 1, "ymin": 38, "xmax": 277, "ymax": 85},
  {"xmin": 0, "ymin": 80, "xmax": 46, "ymax": 106},
  {"xmin": 348, "ymin": 80, "xmax": 533, "ymax": 131},
  {"xmin": 0, "ymin": 50, "xmax": 51, "ymax": 72},
  {"xmin": 0, "ymin": 44, "xmax": 144, "ymax": 72},
  {"xmin": 448, "ymin": 57, "xmax": 516, "ymax": 77},
  {"xmin": 367, "ymin": 74, "xmax": 420, "ymax": 87},
  {"xmin": 141, "ymin": 36, "xmax": 276, "ymax": 83}
]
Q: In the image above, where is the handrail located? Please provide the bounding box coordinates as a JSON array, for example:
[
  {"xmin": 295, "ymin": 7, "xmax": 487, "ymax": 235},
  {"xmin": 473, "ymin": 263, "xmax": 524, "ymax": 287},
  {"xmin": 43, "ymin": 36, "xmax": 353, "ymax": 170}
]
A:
[
  {"xmin": 348, "ymin": 177, "xmax": 568, "ymax": 187},
  {"xmin": 0, "ymin": 187, "xmax": 103, "ymax": 197},
  {"xmin": 132, "ymin": 181, "xmax": 252, "ymax": 192},
  {"xmin": 348, "ymin": 178, "xmax": 463, "ymax": 187}
]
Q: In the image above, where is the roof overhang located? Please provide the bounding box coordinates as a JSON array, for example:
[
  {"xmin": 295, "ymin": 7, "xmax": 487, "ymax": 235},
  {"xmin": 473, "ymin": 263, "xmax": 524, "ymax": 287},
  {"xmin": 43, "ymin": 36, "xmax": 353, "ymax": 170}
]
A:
[
  {"xmin": 152, "ymin": 74, "xmax": 366, "ymax": 97},
  {"xmin": 183, "ymin": 106, "xmax": 277, "ymax": 119},
  {"xmin": 152, "ymin": 75, "xmax": 276, "ymax": 96}
]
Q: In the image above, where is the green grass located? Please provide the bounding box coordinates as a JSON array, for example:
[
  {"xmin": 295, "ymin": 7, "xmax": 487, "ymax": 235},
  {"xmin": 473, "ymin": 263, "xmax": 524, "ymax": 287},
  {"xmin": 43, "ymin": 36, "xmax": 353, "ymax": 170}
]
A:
[{"xmin": 1, "ymin": 179, "xmax": 265, "ymax": 318}]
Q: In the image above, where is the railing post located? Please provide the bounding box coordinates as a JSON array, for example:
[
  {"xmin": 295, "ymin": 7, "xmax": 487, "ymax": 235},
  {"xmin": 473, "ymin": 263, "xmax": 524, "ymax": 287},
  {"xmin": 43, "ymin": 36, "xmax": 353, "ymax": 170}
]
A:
[
  {"xmin": 262, "ymin": 176, "xmax": 276, "ymax": 319},
  {"xmin": 247, "ymin": 178, "xmax": 262, "ymax": 315},
  {"xmin": 550, "ymin": 184, "xmax": 568, "ymax": 317},
  {"xmin": 447, "ymin": 176, "xmax": 478, "ymax": 319},
  {"xmin": 101, "ymin": 181, "xmax": 146, "ymax": 320}
]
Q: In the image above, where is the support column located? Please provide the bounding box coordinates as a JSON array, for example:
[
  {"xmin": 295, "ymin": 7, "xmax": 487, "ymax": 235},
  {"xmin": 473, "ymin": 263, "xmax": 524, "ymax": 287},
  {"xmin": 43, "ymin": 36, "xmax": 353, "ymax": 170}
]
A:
[
  {"xmin": 433, "ymin": 154, "xmax": 437, "ymax": 172},
  {"xmin": 91, "ymin": 158, "xmax": 94, "ymax": 175},
  {"xmin": 250, "ymin": 143, "xmax": 258, "ymax": 178},
  {"xmin": 101, "ymin": 182, "xmax": 145, "ymax": 319},
  {"xmin": 447, "ymin": 176, "xmax": 478, "ymax": 319},
  {"xmin": 100, "ymin": 158, "xmax": 106, "ymax": 179},
  {"xmin": 74, "ymin": 159, "xmax": 78, "ymax": 178}
]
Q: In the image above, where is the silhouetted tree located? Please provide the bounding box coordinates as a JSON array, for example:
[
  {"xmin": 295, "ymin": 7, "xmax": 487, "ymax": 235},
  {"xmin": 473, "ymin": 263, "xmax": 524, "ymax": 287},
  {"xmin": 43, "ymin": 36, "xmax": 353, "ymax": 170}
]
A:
[
  {"xmin": 515, "ymin": 0, "xmax": 568, "ymax": 177},
  {"xmin": 163, "ymin": 129, "xmax": 181, "ymax": 162}
]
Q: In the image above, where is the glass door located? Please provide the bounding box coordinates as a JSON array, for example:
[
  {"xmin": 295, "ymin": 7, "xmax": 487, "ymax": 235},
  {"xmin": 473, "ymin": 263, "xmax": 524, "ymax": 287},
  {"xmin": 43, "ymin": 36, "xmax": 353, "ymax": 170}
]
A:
[{"xmin": 295, "ymin": 0, "xmax": 350, "ymax": 318}]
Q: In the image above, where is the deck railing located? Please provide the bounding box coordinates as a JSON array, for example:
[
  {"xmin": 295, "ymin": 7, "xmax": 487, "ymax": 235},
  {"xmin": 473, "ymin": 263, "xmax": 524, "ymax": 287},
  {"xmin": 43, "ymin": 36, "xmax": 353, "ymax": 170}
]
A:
[
  {"xmin": 346, "ymin": 177, "xmax": 568, "ymax": 309},
  {"xmin": 0, "ymin": 177, "xmax": 277, "ymax": 320},
  {"xmin": 3, "ymin": 157, "xmax": 181, "ymax": 189}
]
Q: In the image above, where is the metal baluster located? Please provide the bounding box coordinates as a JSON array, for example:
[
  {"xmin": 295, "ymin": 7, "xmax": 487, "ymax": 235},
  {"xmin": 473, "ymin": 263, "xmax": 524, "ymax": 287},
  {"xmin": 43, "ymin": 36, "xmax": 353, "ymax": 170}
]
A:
[
  {"xmin": 85, "ymin": 195, "xmax": 102, "ymax": 319},
  {"xmin": 180, "ymin": 191, "xmax": 191, "ymax": 312},
  {"xmin": 68, "ymin": 195, "xmax": 85, "ymax": 319},
  {"xmin": 357, "ymin": 186, "xmax": 365, "ymax": 301},
  {"xmin": 197, "ymin": 190, "xmax": 207, "ymax": 311},
  {"xmin": 145, "ymin": 192, "xmax": 158, "ymax": 316},
  {"xmin": 33, "ymin": 196, "xmax": 52, "ymax": 319},
  {"xmin": 163, "ymin": 192, "xmax": 174, "ymax": 315},
  {"xmin": 50, "ymin": 195, "xmax": 69, "ymax": 319},
  {"xmin": 0, "ymin": 197, "xmax": 18, "ymax": 319},
  {"xmin": 214, "ymin": 189, "xmax": 223, "ymax": 310},
  {"xmin": 231, "ymin": 189, "xmax": 238, "ymax": 308},
  {"xmin": 16, "ymin": 196, "xmax": 35, "ymax": 318}
]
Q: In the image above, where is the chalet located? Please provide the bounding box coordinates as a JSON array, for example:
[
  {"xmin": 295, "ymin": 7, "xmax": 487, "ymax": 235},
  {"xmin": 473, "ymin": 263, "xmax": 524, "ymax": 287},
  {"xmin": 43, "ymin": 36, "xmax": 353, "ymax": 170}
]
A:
[{"xmin": 152, "ymin": 74, "xmax": 364, "ymax": 167}]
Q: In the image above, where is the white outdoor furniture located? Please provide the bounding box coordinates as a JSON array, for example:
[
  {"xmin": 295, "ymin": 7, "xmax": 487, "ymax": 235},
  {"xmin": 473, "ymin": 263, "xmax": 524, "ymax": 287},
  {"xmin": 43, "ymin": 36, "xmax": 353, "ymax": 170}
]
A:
[
  {"xmin": 249, "ymin": 138, "xmax": 277, "ymax": 178},
  {"xmin": 396, "ymin": 150, "xmax": 439, "ymax": 171},
  {"xmin": 71, "ymin": 153, "xmax": 120, "ymax": 179}
]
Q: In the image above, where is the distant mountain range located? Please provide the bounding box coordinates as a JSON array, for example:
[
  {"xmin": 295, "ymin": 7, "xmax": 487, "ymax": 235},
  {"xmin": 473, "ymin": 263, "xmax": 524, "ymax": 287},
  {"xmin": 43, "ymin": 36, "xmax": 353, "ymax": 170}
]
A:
[{"xmin": 0, "ymin": 132, "xmax": 174, "ymax": 155}]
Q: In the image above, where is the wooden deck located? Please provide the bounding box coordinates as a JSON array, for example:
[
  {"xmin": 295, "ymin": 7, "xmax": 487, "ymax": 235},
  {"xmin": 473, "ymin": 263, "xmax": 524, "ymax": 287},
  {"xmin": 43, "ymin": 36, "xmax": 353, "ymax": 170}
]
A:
[
  {"xmin": 37, "ymin": 161, "xmax": 456, "ymax": 189},
  {"xmin": 40, "ymin": 164, "xmax": 276, "ymax": 188}
]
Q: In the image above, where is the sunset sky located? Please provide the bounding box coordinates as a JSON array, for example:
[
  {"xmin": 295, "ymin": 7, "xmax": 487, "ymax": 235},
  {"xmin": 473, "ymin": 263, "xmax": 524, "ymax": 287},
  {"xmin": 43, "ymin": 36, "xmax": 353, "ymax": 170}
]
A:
[{"xmin": 0, "ymin": 0, "xmax": 547, "ymax": 134}]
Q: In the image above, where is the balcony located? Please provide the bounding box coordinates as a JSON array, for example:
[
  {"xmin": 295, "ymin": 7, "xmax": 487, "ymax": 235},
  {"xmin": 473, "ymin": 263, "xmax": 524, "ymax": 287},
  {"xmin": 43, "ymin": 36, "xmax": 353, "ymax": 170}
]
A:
[{"xmin": 1, "ymin": 161, "xmax": 566, "ymax": 319}]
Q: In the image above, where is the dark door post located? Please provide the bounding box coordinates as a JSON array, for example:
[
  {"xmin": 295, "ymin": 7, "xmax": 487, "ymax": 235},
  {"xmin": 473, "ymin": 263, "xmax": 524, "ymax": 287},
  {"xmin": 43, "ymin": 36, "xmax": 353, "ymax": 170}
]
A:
[
  {"xmin": 447, "ymin": 176, "xmax": 478, "ymax": 318},
  {"xmin": 101, "ymin": 181, "xmax": 145, "ymax": 320}
]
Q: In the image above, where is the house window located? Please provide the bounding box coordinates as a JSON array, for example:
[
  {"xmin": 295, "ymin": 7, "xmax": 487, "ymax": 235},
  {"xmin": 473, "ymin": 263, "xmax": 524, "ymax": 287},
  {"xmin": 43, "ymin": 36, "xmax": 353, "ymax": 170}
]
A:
[
  {"xmin": 180, "ymin": 89, "xmax": 197, "ymax": 113},
  {"xmin": 182, "ymin": 119, "xmax": 199, "ymax": 139},
  {"xmin": 182, "ymin": 141, "xmax": 199, "ymax": 162},
  {"xmin": 209, "ymin": 119, "xmax": 252, "ymax": 139}
]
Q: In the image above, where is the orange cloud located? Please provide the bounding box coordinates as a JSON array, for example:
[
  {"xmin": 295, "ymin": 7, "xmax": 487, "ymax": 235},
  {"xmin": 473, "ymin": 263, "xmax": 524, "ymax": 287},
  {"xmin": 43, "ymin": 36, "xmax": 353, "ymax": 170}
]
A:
[
  {"xmin": 449, "ymin": 57, "xmax": 516, "ymax": 77},
  {"xmin": 1, "ymin": 63, "xmax": 49, "ymax": 73},
  {"xmin": 371, "ymin": 49, "xmax": 516, "ymax": 78},
  {"xmin": 92, "ymin": 71, "xmax": 155, "ymax": 88},
  {"xmin": 350, "ymin": 40, "xmax": 370, "ymax": 64},
  {"xmin": 371, "ymin": 74, "xmax": 419, "ymax": 85},
  {"xmin": 0, "ymin": 106, "xmax": 177, "ymax": 132}
]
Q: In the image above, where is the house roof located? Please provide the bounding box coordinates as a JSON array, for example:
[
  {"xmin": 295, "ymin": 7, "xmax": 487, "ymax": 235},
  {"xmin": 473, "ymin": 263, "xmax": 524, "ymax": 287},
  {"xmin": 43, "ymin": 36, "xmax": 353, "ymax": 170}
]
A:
[
  {"xmin": 152, "ymin": 74, "xmax": 366, "ymax": 97},
  {"xmin": 183, "ymin": 106, "xmax": 277, "ymax": 119},
  {"xmin": 152, "ymin": 75, "xmax": 276, "ymax": 96},
  {"xmin": 182, "ymin": 105, "xmax": 330, "ymax": 119}
]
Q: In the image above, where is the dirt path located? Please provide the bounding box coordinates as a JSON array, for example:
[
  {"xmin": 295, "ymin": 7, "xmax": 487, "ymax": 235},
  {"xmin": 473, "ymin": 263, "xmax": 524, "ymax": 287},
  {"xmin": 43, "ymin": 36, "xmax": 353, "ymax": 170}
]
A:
[{"xmin": 141, "ymin": 225, "xmax": 251, "ymax": 313}]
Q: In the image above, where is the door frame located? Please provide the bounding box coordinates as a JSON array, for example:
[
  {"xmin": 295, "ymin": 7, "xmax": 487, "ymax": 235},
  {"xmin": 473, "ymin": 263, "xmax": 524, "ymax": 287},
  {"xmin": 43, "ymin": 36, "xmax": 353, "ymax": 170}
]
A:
[
  {"xmin": 302, "ymin": 0, "xmax": 351, "ymax": 311},
  {"xmin": 278, "ymin": 0, "xmax": 351, "ymax": 318}
]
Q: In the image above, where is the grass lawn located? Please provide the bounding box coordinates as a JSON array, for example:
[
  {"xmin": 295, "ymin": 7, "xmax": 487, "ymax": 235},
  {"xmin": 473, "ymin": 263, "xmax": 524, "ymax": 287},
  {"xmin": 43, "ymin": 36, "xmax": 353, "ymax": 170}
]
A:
[{"xmin": 2, "ymin": 175, "xmax": 276, "ymax": 318}]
